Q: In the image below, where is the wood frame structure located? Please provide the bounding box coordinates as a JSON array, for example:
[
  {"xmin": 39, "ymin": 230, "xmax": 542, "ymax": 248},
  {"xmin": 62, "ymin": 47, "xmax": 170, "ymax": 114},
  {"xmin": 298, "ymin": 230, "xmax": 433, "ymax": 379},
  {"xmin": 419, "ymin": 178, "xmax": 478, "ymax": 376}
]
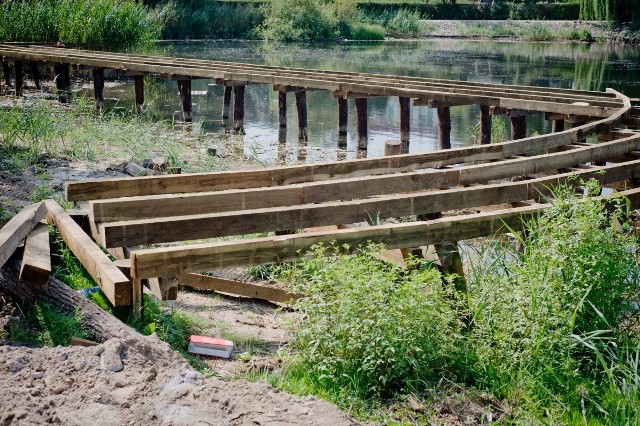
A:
[{"xmin": 1, "ymin": 43, "xmax": 639, "ymax": 316}]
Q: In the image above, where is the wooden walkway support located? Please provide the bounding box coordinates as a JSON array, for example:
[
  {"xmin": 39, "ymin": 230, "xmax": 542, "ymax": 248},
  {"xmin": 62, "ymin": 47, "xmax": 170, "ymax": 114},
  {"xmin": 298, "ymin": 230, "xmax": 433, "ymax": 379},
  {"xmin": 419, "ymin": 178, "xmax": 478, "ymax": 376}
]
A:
[
  {"xmin": 355, "ymin": 98, "xmax": 368, "ymax": 149},
  {"xmin": 93, "ymin": 68, "xmax": 105, "ymax": 111},
  {"xmin": 296, "ymin": 90, "xmax": 308, "ymax": 140},
  {"xmin": 222, "ymin": 85, "xmax": 232, "ymax": 126},
  {"xmin": 233, "ymin": 84, "xmax": 245, "ymax": 132},
  {"xmin": 134, "ymin": 75, "xmax": 145, "ymax": 114}
]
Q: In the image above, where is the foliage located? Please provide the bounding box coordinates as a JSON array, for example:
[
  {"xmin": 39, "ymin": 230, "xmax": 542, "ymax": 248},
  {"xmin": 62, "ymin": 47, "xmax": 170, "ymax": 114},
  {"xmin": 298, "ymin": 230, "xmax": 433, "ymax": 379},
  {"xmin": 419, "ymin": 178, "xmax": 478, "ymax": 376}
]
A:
[
  {"xmin": 382, "ymin": 9, "xmax": 421, "ymax": 38},
  {"xmin": 580, "ymin": 0, "xmax": 640, "ymax": 26},
  {"xmin": 278, "ymin": 243, "xmax": 466, "ymax": 400},
  {"xmin": 0, "ymin": 0, "xmax": 161, "ymax": 51},
  {"xmin": 160, "ymin": 0, "xmax": 262, "ymax": 39},
  {"xmin": 10, "ymin": 303, "xmax": 88, "ymax": 347},
  {"xmin": 347, "ymin": 23, "xmax": 385, "ymax": 41},
  {"xmin": 256, "ymin": 0, "xmax": 338, "ymax": 42},
  {"xmin": 467, "ymin": 179, "xmax": 640, "ymax": 421}
]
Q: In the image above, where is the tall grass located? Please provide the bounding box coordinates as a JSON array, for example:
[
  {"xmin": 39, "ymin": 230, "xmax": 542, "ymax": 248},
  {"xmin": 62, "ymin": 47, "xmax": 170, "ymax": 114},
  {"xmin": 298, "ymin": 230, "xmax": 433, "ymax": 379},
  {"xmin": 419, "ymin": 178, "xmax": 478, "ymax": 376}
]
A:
[
  {"xmin": 259, "ymin": 179, "xmax": 640, "ymax": 423},
  {"xmin": 0, "ymin": 0, "xmax": 161, "ymax": 51}
]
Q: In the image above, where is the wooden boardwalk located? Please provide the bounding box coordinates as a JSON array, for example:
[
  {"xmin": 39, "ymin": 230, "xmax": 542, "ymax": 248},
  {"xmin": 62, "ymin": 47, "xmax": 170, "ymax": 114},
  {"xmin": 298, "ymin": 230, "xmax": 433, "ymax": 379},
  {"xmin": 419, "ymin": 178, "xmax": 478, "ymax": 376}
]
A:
[{"xmin": 1, "ymin": 44, "xmax": 640, "ymax": 315}]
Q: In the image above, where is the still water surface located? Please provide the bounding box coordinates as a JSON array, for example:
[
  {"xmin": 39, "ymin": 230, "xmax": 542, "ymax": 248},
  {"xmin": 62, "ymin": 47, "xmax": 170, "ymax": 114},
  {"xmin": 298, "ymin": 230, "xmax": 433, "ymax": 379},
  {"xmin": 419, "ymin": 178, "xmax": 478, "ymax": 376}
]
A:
[{"xmin": 106, "ymin": 39, "xmax": 640, "ymax": 164}]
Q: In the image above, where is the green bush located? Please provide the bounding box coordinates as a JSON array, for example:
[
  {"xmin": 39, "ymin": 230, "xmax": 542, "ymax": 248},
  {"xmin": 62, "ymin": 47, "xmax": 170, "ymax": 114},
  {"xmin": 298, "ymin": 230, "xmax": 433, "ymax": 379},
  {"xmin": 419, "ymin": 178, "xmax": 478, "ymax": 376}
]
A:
[
  {"xmin": 160, "ymin": 0, "xmax": 262, "ymax": 39},
  {"xmin": 281, "ymin": 244, "xmax": 465, "ymax": 400},
  {"xmin": 257, "ymin": 0, "xmax": 337, "ymax": 42},
  {"xmin": 468, "ymin": 180, "xmax": 640, "ymax": 420},
  {"xmin": 348, "ymin": 23, "xmax": 385, "ymax": 41},
  {"xmin": 384, "ymin": 9, "xmax": 420, "ymax": 38},
  {"xmin": 0, "ymin": 0, "xmax": 160, "ymax": 51}
]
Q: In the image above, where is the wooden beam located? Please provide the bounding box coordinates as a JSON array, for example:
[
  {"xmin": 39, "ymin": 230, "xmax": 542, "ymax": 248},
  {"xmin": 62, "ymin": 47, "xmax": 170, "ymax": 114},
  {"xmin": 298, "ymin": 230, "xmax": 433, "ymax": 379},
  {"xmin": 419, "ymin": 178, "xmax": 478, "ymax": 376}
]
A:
[
  {"xmin": 131, "ymin": 184, "xmax": 640, "ymax": 279},
  {"xmin": 278, "ymin": 91, "xmax": 287, "ymax": 128},
  {"xmin": 1, "ymin": 60, "xmax": 12, "ymax": 87},
  {"xmin": 19, "ymin": 222, "xmax": 51, "ymax": 286},
  {"xmin": 65, "ymin": 91, "xmax": 631, "ymax": 203},
  {"xmin": 0, "ymin": 202, "xmax": 47, "ymax": 268},
  {"xmin": 233, "ymin": 84, "xmax": 245, "ymax": 132},
  {"xmin": 222, "ymin": 85, "xmax": 232, "ymax": 124},
  {"xmin": 295, "ymin": 90, "xmax": 308, "ymax": 140},
  {"xmin": 14, "ymin": 60, "xmax": 23, "ymax": 96},
  {"xmin": 177, "ymin": 79, "xmax": 192, "ymax": 122},
  {"xmin": 338, "ymin": 97, "xmax": 348, "ymax": 136},
  {"xmin": 438, "ymin": 107, "xmax": 451, "ymax": 149},
  {"xmin": 480, "ymin": 105, "xmax": 491, "ymax": 144},
  {"xmin": 99, "ymin": 148, "xmax": 640, "ymax": 247},
  {"xmin": 44, "ymin": 200, "xmax": 130, "ymax": 307},
  {"xmin": 399, "ymin": 97, "xmax": 410, "ymax": 146},
  {"xmin": 355, "ymin": 98, "xmax": 368, "ymax": 149},
  {"xmin": 93, "ymin": 68, "xmax": 105, "ymax": 112},
  {"xmin": 134, "ymin": 74, "xmax": 144, "ymax": 115},
  {"xmin": 511, "ymin": 115, "xmax": 527, "ymax": 140},
  {"xmin": 178, "ymin": 274, "xmax": 300, "ymax": 304},
  {"xmin": 413, "ymin": 99, "xmax": 468, "ymax": 108}
]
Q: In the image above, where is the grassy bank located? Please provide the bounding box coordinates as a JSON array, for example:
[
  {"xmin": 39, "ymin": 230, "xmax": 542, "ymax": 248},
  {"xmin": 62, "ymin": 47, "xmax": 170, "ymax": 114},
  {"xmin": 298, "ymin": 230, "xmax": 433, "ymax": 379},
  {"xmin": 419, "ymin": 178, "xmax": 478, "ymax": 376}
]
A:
[
  {"xmin": 247, "ymin": 181, "xmax": 640, "ymax": 424},
  {"xmin": 0, "ymin": 0, "xmax": 161, "ymax": 51}
]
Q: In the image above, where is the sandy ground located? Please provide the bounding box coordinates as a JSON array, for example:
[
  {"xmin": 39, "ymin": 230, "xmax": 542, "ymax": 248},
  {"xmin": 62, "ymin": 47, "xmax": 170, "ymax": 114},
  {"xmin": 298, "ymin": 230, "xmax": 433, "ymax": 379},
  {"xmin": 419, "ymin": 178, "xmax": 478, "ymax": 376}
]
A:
[{"xmin": 0, "ymin": 335, "xmax": 361, "ymax": 426}]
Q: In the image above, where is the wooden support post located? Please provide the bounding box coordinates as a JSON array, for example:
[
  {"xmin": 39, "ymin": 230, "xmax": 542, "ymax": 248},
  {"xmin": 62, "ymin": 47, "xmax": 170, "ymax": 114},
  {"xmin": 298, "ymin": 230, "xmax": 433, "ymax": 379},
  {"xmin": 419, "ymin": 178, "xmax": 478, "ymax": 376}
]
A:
[
  {"xmin": 92, "ymin": 68, "xmax": 105, "ymax": 112},
  {"xmin": 177, "ymin": 79, "xmax": 192, "ymax": 122},
  {"xmin": 132, "ymin": 278, "xmax": 143, "ymax": 319},
  {"xmin": 434, "ymin": 241, "xmax": 467, "ymax": 293},
  {"xmin": 278, "ymin": 91, "xmax": 287, "ymax": 128},
  {"xmin": 54, "ymin": 63, "xmax": 71, "ymax": 103},
  {"xmin": 222, "ymin": 85, "xmax": 232, "ymax": 126},
  {"xmin": 384, "ymin": 140, "xmax": 402, "ymax": 156},
  {"xmin": 480, "ymin": 105, "xmax": 491, "ymax": 144},
  {"xmin": 399, "ymin": 96, "xmax": 410, "ymax": 148},
  {"xmin": 30, "ymin": 62, "xmax": 41, "ymax": 90},
  {"xmin": 338, "ymin": 97, "xmax": 348, "ymax": 136},
  {"xmin": 510, "ymin": 115, "xmax": 527, "ymax": 140},
  {"xmin": 1, "ymin": 60, "xmax": 12, "ymax": 88},
  {"xmin": 295, "ymin": 90, "xmax": 308, "ymax": 141},
  {"xmin": 134, "ymin": 75, "xmax": 144, "ymax": 115},
  {"xmin": 552, "ymin": 119, "xmax": 565, "ymax": 133},
  {"xmin": 14, "ymin": 61, "xmax": 24, "ymax": 97},
  {"xmin": 355, "ymin": 98, "xmax": 368, "ymax": 150},
  {"xmin": 233, "ymin": 84, "xmax": 245, "ymax": 132},
  {"xmin": 437, "ymin": 107, "xmax": 451, "ymax": 150}
]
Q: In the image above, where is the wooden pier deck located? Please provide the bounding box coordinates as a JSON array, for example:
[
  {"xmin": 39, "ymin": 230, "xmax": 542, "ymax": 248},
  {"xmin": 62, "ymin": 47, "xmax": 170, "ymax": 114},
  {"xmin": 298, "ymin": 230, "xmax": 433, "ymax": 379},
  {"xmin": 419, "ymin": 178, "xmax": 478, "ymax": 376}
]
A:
[{"xmin": 1, "ymin": 44, "xmax": 640, "ymax": 316}]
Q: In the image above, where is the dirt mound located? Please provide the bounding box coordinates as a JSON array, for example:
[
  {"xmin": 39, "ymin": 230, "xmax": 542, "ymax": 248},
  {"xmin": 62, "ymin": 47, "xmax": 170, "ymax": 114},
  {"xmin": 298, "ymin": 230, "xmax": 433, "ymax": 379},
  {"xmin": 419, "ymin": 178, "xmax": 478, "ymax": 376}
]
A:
[{"xmin": 0, "ymin": 336, "xmax": 360, "ymax": 426}]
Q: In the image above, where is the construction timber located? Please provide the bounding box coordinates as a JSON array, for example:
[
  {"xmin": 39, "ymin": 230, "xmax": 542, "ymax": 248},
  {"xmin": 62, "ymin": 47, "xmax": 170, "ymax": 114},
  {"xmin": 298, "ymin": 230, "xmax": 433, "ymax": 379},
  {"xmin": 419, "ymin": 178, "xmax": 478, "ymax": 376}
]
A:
[{"xmin": 1, "ymin": 44, "xmax": 640, "ymax": 317}]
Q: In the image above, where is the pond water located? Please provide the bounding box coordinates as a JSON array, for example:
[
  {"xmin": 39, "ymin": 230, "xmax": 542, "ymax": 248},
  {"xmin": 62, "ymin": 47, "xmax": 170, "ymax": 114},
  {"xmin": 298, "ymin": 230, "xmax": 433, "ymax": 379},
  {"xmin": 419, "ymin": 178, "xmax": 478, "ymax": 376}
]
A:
[{"xmin": 104, "ymin": 39, "xmax": 640, "ymax": 164}]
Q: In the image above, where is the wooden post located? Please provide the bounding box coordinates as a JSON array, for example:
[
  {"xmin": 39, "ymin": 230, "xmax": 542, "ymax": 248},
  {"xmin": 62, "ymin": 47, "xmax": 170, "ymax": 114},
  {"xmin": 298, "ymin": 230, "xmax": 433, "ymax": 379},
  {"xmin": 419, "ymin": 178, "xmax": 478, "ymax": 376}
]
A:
[
  {"xmin": 233, "ymin": 84, "xmax": 245, "ymax": 132},
  {"xmin": 510, "ymin": 115, "xmax": 527, "ymax": 140},
  {"xmin": 1, "ymin": 60, "xmax": 12, "ymax": 88},
  {"xmin": 92, "ymin": 68, "xmax": 105, "ymax": 112},
  {"xmin": 30, "ymin": 62, "xmax": 41, "ymax": 90},
  {"xmin": 355, "ymin": 98, "xmax": 368, "ymax": 150},
  {"xmin": 399, "ymin": 96, "xmax": 410, "ymax": 148},
  {"xmin": 338, "ymin": 97, "xmax": 348, "ymax": 136},
  {"xmin": 278, "ymin": 91, "xmax": 287, "ymax": 128},
  {"xmin": 552, "ymin": 119, "xmax": 565, "ymax": 133},
  {"xmin": 222, "ymin": 85, "xmax": 232, "ymax": 127},
  {"xmin": 480, "ymin": 105, "xmax": 491, "ymax": 144},
  {"xmin": 54, "ymin": 63, "xmax": 71, "ymax": 103},
  {"xmin": 295, "ymin": 90, "xmax": 308, "ymax": 141},
  {"xmin": 437, "ymin": 107, "xmax": 451, "ymax": 150},
  {"xmin": 14, "ymin": 61, "xmax": 24, "ymax": 97},
  {"xmin": 384, "ymin": 140, "xmax": 402, "ymax": 156},
  {"xmin": 134, "ymin": 75, "xmax": 144, "ymax": 115},
  {"xmin": 132, "ymin": 278, "xmax": 143, "ymax": 319},
  {"xmin": 177, "ymin": 79, "xmax": 192, "ymax": 122}
]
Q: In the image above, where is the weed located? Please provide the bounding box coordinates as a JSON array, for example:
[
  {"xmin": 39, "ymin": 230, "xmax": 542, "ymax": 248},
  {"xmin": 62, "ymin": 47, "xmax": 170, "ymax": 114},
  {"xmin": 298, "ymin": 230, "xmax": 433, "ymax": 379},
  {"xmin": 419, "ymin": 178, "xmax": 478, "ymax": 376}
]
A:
[{"xmin": 10, "ymin": 302, "xmax": 88, "ymax": 347}]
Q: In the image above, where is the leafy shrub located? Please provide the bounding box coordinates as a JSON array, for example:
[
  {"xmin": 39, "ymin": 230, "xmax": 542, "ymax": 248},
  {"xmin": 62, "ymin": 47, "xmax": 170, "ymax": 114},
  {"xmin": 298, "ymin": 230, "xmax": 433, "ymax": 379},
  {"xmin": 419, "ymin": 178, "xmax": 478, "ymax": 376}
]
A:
[
  {"xmin": 257, "ymin": 0, "xmax": 337, "ymax": 42},
  {"xmin": 347, "ymin": 23, "xmax": 385, "ymax": 41},
  {"xmin": 281, "ymin": 243, "xmax": 465, "ymax": 400},
  {"xmin": 384, "ymin": 9, "xmax": 420, "ymax": 38},
  {"xmin": 160, "ymin": 0, "xmax": 263, "ymax": 39},
  {"xmin": 467, "ymin": 179, "xmax": 640, "ymax": 420},
  {"xmin": 0, "ymin": 0, "xmax": 160, "ymax": 51}
]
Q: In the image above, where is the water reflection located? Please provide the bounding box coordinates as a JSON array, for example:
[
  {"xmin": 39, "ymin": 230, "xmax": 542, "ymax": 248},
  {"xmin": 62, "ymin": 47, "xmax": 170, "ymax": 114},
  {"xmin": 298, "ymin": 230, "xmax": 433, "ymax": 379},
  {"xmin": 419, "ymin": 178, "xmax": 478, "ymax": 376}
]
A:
[{"xmin": 104, "ymin": 39, "xmax": 640, "ymax": 165}]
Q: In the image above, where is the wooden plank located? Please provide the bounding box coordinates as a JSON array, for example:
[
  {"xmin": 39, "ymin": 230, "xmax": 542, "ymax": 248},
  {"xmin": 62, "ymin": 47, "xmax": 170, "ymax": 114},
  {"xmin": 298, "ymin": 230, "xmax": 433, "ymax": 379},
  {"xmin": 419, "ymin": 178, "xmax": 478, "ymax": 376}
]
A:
[
  {"xmin": 43, "ymin": 200, "xmax": 130, "ymax": 307},
  {"xmin": 131, "ymin": 185, "xmax": 640, "ymax": 279},
  {"xmin": 99, "ymin": 149, "xmax": 640, "ymax": 248},
  {"xmin": 19, "ymin": 222, "xmax": 51, "ymax": 286},
  {"xmin": 0, "ymin": 202, "xmax": 46, "ymax": 268},
  {"xmin": 178, "ymin": 274, "xmax": 300, "ymax": 304}
]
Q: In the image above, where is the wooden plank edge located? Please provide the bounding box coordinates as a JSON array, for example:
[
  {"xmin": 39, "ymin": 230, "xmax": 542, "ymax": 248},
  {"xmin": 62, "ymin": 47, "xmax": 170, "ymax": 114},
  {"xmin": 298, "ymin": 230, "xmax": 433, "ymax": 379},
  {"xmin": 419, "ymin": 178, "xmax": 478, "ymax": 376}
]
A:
[
  {"xmin": 18, "ymin": 221, "xmax": 51, "ymax": 286},
  {"xmin": 178, "ymin": 274, "xmax": 300, "ymax": 304},
  {"xmin": 0, "ymin": 202, "xmax": 47, "ymax": 268}
]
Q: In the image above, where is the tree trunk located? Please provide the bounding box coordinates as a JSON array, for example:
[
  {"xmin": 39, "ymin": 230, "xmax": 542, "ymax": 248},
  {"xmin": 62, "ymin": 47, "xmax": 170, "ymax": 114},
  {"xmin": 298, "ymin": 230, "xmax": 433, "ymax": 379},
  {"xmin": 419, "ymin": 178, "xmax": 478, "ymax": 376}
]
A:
[{"xmin": 1, "ymin": 259, "xmax": 139, "ymax": 342}]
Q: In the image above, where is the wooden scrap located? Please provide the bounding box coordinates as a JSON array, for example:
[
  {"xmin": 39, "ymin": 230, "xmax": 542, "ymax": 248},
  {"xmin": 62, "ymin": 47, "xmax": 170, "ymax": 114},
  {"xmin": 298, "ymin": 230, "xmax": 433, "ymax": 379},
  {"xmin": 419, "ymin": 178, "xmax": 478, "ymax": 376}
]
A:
[
  {"xmin": 44, "ymin": 199, "xmax": 131, "ymax": 307},
  {"xmin": 0, "ymin": 202, "xmax": 47, "ymax": 268},
  {"xmin": 177, "ymin": 274, "xmax": 300, "ymax": 304},
  {"xmin": 70, "ymin": 336, "xmax": 99, "ymax": 347},
  {"xmin": 19, "ymin": 222, "xmax": 51, "ymax": 286}
]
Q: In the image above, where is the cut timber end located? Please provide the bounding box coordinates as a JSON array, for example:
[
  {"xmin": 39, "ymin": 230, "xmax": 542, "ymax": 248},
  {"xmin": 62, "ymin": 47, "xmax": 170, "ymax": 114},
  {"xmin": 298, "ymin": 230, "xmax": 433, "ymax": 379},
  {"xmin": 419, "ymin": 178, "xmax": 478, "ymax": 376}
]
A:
[
  {"xmin": 44, "ymin": 200, "xmax": 131, "ymax": 307},
  {"xmin": 0, "ymin": 202, "xmax": 47, "ymax": 268},
  {"xmin": 19, "ymin": 222, "xmax": 51, "ymax": 286}
]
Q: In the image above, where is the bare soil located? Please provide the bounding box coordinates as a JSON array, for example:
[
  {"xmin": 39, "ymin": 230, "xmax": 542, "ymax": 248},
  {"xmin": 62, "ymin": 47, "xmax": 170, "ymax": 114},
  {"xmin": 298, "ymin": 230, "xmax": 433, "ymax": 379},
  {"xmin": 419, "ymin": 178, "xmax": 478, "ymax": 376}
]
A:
[{"xmin": 0, "ymin": 336, "xmax": 360, "ymax": 426}]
